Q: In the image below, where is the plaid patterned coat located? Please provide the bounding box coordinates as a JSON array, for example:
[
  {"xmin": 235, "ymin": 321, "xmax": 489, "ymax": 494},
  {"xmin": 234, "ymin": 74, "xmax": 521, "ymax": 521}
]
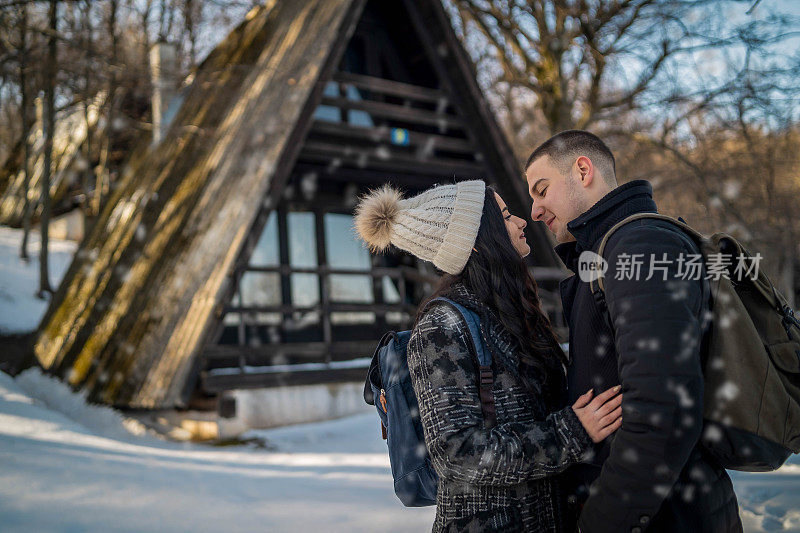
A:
[{"xmin": 408, "ymin": 285, "xmax": 593, "ymax": 532}]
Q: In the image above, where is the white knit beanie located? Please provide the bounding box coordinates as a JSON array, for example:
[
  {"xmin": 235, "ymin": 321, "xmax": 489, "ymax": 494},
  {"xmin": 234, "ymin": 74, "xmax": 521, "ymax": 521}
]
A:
[{"xmin": 354, "ymin": 180, "xmax": 486, "ymax": 274}]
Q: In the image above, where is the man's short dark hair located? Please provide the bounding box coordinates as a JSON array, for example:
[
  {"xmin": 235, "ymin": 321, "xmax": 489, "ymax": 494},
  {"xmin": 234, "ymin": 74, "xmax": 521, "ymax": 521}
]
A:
[{"xmin": 525, "ymin": 130, "xmax": 617, "ymax": 186}]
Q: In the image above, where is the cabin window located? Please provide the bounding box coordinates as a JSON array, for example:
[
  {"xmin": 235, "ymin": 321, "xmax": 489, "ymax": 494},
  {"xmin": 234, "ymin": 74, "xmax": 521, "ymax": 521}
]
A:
[
  {"xmin": 313, "ymin": 81, "xmax": 341, "ymax": 123},
  {"xmin": 240, "ymin": 273, "xmax": 280, "ymax": 313},
  {"xmin": 324, "ymin": 213, "xmax": 372, "ymax": 302},
  {"xmin": 249, "ymin": 211, "xmax": 279, "ymax": 266},
  {"xmin": 241, "ymin": 211, "xmax": 282, "ymax": 332},
  {"xmin": 222, "ymin": 291, "xmax": 241, "ymax": 327},
  {"xmin": 344, "ymin": 85, "xmax": 373, "ymax": 128},
  {"xmin": 312, "ymin": 81, "xmax": 374, "ymax": 127},
  {"xmin": 325, "ymin": 213, "xmax": 375, "ymax": 325},
  {"xmin": 288, "ymin": 211, "xmax": 320, "ymax": 308}
]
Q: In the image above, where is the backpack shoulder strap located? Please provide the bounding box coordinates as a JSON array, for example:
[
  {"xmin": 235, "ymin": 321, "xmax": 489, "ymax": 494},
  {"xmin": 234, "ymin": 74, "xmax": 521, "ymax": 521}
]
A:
[
  {"xmin": 590, "ymin": 213, "xmax": 703, "ymax": 295},
  {"xmin": 587, "ymin": 213, "xmax": 704, "ymax": 334},
  {"xmin": 429, "ymin": 297, "xmax": 497, "ymax": 428},
  {"xmin": 432, "ymin": 297, "xmax": 490, "ymax": 366}
]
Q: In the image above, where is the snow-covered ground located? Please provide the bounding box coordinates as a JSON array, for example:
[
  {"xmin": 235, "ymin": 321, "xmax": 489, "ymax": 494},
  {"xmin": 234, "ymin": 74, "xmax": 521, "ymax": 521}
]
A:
[
  {"xmin": 0, "ymin": 225, "xmax": 76, "ymax": 334},
  {"xmin": 0, "ymin": 367, "xmax": 799, "ymax": 532},
  {"xmin": 0, "ymin": 368, "xmax": 435, "ymax": 532}
]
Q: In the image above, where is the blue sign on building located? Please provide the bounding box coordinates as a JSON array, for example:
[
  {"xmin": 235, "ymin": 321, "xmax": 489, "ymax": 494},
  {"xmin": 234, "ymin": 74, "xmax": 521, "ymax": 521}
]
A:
[{"xmin": 390, "ymin": 128, "xmax": 410, "ymax": 146}]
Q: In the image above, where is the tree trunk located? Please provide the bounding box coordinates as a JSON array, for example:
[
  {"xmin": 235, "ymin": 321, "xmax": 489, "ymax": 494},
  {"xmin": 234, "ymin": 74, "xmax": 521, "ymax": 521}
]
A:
[
  {"xmin": 92, "ymin": 0, "xmax": 119, "ymax": 216},
  {"xmin": 18, "ymin": 4, "xmax": 32, "ymax": 261},
  {"xmin": 183, "ymin": 0, "xmax": 198, "ymax": 68},
  {"xmin": 82, "ymin": 0, "xmax": 94, "ymax": 228},
  {"xmin": 38, "ymin": 0, "xmax": 57, "ymax": 299}
]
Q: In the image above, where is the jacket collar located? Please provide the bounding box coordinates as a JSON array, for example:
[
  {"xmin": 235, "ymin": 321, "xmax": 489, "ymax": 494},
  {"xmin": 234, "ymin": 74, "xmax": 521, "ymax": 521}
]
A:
[{"xmin": 554, "ymin": 179, "xmax": 657, "ymax": 271}]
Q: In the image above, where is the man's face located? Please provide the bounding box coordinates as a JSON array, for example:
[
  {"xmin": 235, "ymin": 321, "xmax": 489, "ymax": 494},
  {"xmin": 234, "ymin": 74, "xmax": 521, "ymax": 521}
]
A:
[{"xmin": 525, "ymin": 156, "xmax": 584, "ymax": 244}]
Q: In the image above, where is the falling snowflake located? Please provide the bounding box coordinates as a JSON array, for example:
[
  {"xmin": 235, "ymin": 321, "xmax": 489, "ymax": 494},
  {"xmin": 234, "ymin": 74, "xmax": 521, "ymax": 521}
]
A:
[
  {"xmin": 702, "ymin": 425, "xmax": 723, "ymax": 443},
  {"xmin": 374, "ymin": 146, "xmax": 390, "ymax": 160},
  {"xmin": 670, "ymin": 382, "xmax": 694, "ymax": 408},
  {"xmin": 622, "ymin": 447, "xmax": 639, "ymax": 463},
  {"xmin": 715, "ymin": 381, "xmax": 739, "ymax": 401},
  {"xmin": 635, "ymin": 338, "xmax": 661, "ymax": 351},
  {"xmin": 722, "ymin": 180, "xmax": 741, "ymax": 200},
  {"xmin": 653, "ymin": 484, "xmax": 671, "ymax": 497},
  {"xmin": 415, "ymin": 442, "xmax": 428, "ymax": 458}
]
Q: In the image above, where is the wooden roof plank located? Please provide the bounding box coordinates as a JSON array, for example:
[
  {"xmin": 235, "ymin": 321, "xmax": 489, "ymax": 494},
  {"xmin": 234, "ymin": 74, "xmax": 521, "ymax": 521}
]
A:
[
  {"xmin": 319, "ymin": 96, "xmax": 465, "ymax": 130},
  {"xmin": 309, "ymin": 119, "xmax": 475, "ymax": 153},
  {"xmin": 332, "ymin": 71, "xmax": 446, "ymax": 103},
  {"xmin": 300, "ymin": 139, "xmax": 486, "ymax": 176}
]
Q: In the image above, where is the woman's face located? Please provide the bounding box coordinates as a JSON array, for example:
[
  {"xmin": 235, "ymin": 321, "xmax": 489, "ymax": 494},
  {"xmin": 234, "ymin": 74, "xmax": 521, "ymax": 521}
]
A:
[{"xmin": 494, "ymin": 192, "xmax": 530, "ymax": 258}]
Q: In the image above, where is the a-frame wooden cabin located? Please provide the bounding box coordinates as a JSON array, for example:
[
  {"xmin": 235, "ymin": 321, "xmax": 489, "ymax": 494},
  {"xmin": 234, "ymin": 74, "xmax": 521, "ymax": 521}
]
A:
[{"xmin": 34, "ymin": 0, "xmax": 564, "ymax": 410}]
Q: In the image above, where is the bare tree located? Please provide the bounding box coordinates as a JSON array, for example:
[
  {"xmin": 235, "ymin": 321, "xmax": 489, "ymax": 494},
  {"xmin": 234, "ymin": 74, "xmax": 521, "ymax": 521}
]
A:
[
  {"xmin": 38, "ymin": 0, "xmax": 57, "ymax": 298},
  {"xmin": 91, "ymin": 0, "xmax": 118, "ymax": 216},
  {"xmin": 445, "ymin": 0, "xmax": 799, "ymax": 302},
  {"xmin": 647, "ymin": 120, "xmax": 800, "ymax": 305},
  {"xmin": 182, "ymin": 0, "xmax": 199, "ymax": 68},
  {"xmin": 77, "ymin": 0, "xmax": 94, "ymax": 228},
  {"xmin": 612, "ymin": 43, "xmax": 800, "ymax": 305},
  {"xmin": 18, "ymin": 3, "xmax": 33, "ymax": 261},
  {"xmin": 447, "ymin": 0, "xmax": 799, "ymax": 138},
  {"xmin": 0, "ymin": 0, "xmax": 290, "ymax": 235}
]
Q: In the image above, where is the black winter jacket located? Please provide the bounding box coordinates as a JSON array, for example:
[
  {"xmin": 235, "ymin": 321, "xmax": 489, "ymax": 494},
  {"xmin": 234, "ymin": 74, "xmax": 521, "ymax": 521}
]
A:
[
  {"xmin": 408, "ymin": 284, "xmax": 593, "ymax": 532},
  {"xmin": 555, "ymin": 180, "xmax": 742, "ymax": 533}
]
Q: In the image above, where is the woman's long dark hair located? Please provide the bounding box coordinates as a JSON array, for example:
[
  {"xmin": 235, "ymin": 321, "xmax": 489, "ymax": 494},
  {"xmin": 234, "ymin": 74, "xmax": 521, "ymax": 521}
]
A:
[{"xmin": 418, "ymin": 186, "xmax": 564, "ymax": 407}]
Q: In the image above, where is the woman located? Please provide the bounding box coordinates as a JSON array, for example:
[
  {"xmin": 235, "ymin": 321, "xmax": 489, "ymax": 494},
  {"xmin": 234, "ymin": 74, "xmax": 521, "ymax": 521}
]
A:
[{"xmin": 355, "ymin": 180, "xmax": 621, "ymax": 532}]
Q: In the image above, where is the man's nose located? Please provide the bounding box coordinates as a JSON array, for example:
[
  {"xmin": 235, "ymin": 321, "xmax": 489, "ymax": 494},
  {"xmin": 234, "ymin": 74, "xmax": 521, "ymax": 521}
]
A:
[{"xmin": 531, "ymin": 204, "xmax": 545, "ymax": 221}]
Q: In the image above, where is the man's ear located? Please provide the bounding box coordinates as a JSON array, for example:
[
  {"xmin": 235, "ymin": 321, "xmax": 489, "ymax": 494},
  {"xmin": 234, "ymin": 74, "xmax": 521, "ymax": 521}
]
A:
[{"xmin": 575, "ymin": 156, "xmax": 594, "ymax": 188}]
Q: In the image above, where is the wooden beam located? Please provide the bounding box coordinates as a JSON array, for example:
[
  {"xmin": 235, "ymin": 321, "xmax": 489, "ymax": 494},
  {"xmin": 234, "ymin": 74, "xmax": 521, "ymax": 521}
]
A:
[
  {"xmin": 292, "ymin": 162, "xmax": 441, "ymax": 189},
  {"xmin": 202, "ymin": 341, "xmax": 377, "ymax": 360},
  {"xmin": 235, "ymin": 265, "xmax": 413, "ymax": 277},
  {"xmin": 314, "ymin": 210, "xmax": 332, "ymax": 362},
  {"xmin": 276, "ymin": 208, "xmax": 293, "ymax": 337},
  {"xmin": 201, "ymin": 366, "xmax": 368, "ymax": 391},
  {"xmin": 531, "ymin": 266, "xmax": 568, "ymax": 281},
  {"xmin": 309, "ymin": 119, "xmax": 475, "ymax": 154},
  {"xmin": 225, "ymin": 303, "xmax": 416, "ymax": 314},
  {"xmin": 333, "ymin": 71, "xmax": 446, "ymax": 103},
  {"xmin": 319, "ymin": 96, "xmax": 464, "ymax": 130},
  {"xmin": 301, "ymin": 140, "xmax": 487, "ymax": 178}
]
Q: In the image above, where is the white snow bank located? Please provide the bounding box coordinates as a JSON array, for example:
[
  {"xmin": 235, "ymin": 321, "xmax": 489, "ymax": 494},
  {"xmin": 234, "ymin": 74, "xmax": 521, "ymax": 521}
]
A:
[
  {"xmin": 0, "ymin": 369, "xmax": 435, "ymax": 532},
  {"xmin": 731, "ymin": 466, "xmax": 800, "ymax": 531},
  {"xmin": 12, "ymin": 367, "xmax": 155, "ymax": 443},
  {"xmin": 0, "ymin": 225, "xmax": 77, "ymax": 334}
]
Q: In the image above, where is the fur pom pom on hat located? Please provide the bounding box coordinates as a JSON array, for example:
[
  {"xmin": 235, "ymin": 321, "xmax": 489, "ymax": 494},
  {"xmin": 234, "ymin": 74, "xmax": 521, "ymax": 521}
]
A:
[
  {"xmin": 354, "ymin": 185, "xmax": 402, "ymax": 253},
  {"xmin": 354, "ymin": 180, "xmax": 486, "ymax": 275}
]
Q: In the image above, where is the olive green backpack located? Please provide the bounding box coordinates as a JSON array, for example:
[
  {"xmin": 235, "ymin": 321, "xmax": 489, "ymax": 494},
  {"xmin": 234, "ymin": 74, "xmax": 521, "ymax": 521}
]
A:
[{"xmin": 591, "ymin": 213, "xmax": 800, "ymax": 471}]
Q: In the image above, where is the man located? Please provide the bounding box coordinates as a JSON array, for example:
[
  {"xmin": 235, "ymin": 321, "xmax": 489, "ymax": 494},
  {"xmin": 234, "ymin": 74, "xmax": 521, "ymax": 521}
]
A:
[{"xmin": 525, "ymin": 130, "xmax": 742, "ymax": 532}]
